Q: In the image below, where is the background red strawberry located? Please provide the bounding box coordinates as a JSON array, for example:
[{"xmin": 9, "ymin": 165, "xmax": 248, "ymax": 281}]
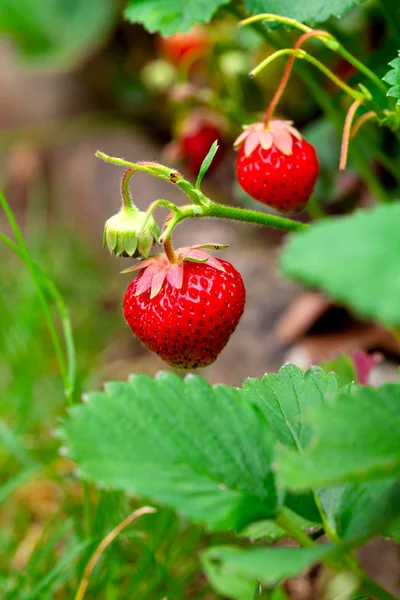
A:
[
  {"xmin": 123, "ymin": 248, "xmax": 245, "ymax": 369},
  {"xmin": 235, "ymin": 120, "xmax": 319, "ymax": 213},
  {"xmin": 158, "ymin": 26, "xmax": 210, "ymax": 67},
  {"xmin": 179, "ymin": 112, "xmax": 225, "ymax": 175}
]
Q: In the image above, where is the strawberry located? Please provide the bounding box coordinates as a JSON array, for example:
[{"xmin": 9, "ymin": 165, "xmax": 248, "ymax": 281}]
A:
[
  {"xmin": 235, "ymin": 120, "xmax": 319, "ymax": 213},
  {"xmin": 179, "ymin": 112, "xmax": 225, "ymax": 175},
  {"xmin": 123, "ymin": 245, "xmax": 246, "ymax": 369},
  {"xmin": 158, "ymin": 26, "xmax": 210, "ymax": 67}
]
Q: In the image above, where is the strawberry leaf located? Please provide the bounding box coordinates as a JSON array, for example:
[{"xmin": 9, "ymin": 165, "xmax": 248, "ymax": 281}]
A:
[
  {"xmin": 319, "ymin": 478, "xmax": 400, "ymax": 546},
  {"xmin": 62, "ymin": 372, "xmax": 280, "ymax": 532},
  {"xmin": 196, "ymin": 141, "xmax": 219, "ymax": 190},
  {"xmin": 241, "ymin": 365, "xmax": 341, "ymax": 450},
  {"xmin": 201, "ymin": 544, "xmax": 335, "ymax": 599},
  {"xmin": 242, "ymin": 365, "xmax": 400, "ymax": 545},
  {"xmin": 123, "ymin": 0, "xmax": 229, "ymax": 35},
  {"xmin": 383, "ymin": 52, "xmax": 400, "ymax": 105},
  {"xmin": 280, "ymin": 203, "xmax": 400, "ymax": 327},
  {"xmin": 244, "ymin": 0, "xmax": 364, "ymax": 24},
  {"xmin": 277, "ymin": 382, "xmax": 400, "ymax": 490}
]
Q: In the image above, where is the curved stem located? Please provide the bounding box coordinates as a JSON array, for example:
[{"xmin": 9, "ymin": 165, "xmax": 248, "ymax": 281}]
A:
[
  {"xmin": 251, "ymin": 49, "xmax": 366, "ymax": 102},
  {"xmin": 96, "ymin": 151, "xmax": 206, "ymax": 206},
  {"xmin": 96, "ymin": 151, "xmax": 173, "ymax": 181},
  {"xmin": 239, "ymin": 13, "xmax": 312, "ymax": 34},
  {"xmin": 75, "ymin": 506, "xmax": 156, "ymax": 600},
  {"xmin": 141, "ymin": 199, "xmax": 183, "ymax": 232},
  {"xmin": 351, "ymin": 111, "xmax": 379, "ymax": 138},
  {"xmin": 340, "ymin": 98, "xmax": 364, "ymax": 171},
  {"xmin": 240, "ymin": 14, "xmax": 387, "ymax": 94},
  {"xmin": 121, "ymin": 168, "xmax": 137, "ymax": 210},
  {"xmin": 264, "ymin": 30, "xmax": 332, "ymax": 126},
  {"xmin": 162, "ymin": 214, "xmax": 179, "ymax": 263}
]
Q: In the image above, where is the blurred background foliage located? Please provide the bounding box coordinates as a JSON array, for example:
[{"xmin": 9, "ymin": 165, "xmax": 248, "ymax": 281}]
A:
[{"xmin": 1, "ymin": 0, "xmax": 400, "ymax": 598}]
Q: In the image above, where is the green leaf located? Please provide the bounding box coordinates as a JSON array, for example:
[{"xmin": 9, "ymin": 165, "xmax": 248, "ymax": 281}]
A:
[
  {"xmin": 240, "ymin": 507, "xmax": 317, "ymax": 541},
  {"xmin": 280, "ymin": 203, "xmax": 400, "ymax": 327},
  {"xmin": 241, "ymin": 364, "xmax": 340, "ymax": 450},
  {"xmin": 0, "ymin": 0, "xmax": 118, "ymax": 68},
  {"xmin": 320, "ymin": 355, "xmax": 356, "ymax": 386},
  {"xmin": 201, "ymin": 544, "xmax": 333, "ymax": 599},
  {"xmin": 196, "ymin": 141, "xmax": 219, "ymax": 190},
  {"xmin": 277, "ymin": 382, "xmax": 400, "ymax": 490},
  {"xmin": 244, "ymin": 0, "xmax": 364, "ymax": 25},
  {"xmin": 123, "ymin": 0, "xmax": 229, "ymax": 35},
  {"xmin": 383, "ymin": 52, "xmax": 400, "ymax": 105},
  {"xmin": 63, "ymin": 372, "xmax": 280, "ymax": 532},
  {"xmin": 319, "ymin": 478, "xmax": 400, "ymax": 546},
  {"xmin": 241, "ymin": 365, "xmax": 342, "ymax": 525}
]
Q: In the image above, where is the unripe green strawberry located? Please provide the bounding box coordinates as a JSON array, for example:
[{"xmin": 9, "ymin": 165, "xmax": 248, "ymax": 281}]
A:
[
  {"xmin": 104, "ymin": 207, "xmax": 160, "ymax": 259},
  {"xmin": 123, "ymin": 246, "xmax": 246, "ymax": 369}
]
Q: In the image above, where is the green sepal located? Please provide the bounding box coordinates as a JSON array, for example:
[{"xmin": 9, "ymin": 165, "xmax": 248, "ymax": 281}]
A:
[
  {"xmin": 124, "ymin": 231, "xmax": 138, "ymax": 257},
  {"xmin": 103, "ymin": 208, "xmax": 159, "ymax": 259}
]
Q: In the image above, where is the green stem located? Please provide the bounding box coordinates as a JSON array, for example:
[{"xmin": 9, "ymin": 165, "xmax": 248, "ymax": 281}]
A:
[
  {"xmin": 142, "ymin": 199, "xmax": 183, "ymax": 231},
  {"xmin": 360, "ymin": 576, "xmax": 399, "ymax": 600},
  {"xmin": 240, "ymin": 14, "xmax": 387, "ymax": 94},
  {"xmin": 0, "ymin": 192, "xmax": 76, "ymax": 403},
  {"xmin": 204, "ymin": 203, "xmax": 308, "ymax": 232},
  {"xmin": 162, "ymin": 215, "xmax": 178, "ymax": 263},
  {"xmin": 159, "ymin": 202, "xmax": 308, "ymax": 242},
  {"xmin": 264, "ymin": 30, "xmax": 331, "ymax": 126},
  {"xmin": 275, "ymin": 508, "xmax": 315, "ymax": 547},
  {"xmin": 290, "ymin": 61, "xmax": 392, "ymax": 203},
  {"xmin": 251, "ymin": 49, "xmax": 366, "ymax": 102},
  {"xmin": 121, "ymin": 168, "xmax": 137, "ymax": 210},
  {"xmin": 276, "ymin": 508, "xmax": 398, "ymax": 600},
  {"xmin": 96, "ymin": 151, "xmax": 207, "ymax": 206},
  {"xmin": 312, "ymin": 492, "xmax": 340, "ymax": 543}
]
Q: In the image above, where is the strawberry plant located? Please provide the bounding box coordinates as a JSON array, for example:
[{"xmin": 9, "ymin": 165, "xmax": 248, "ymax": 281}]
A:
[{"xmin": 2, "ymin": 0, "xmax": 400, "ymax": 598}]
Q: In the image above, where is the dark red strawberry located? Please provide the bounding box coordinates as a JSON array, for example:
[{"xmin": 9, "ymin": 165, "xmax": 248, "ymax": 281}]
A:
[
  {"xmin": 179, "ymin": 113, "xmax": 225, "ymax": 175},
  {"xmin": 123, "ymin": 245, "xmax": 245, "ymax": 369},
  {"xmin": 158, "ymin": 26, "xmax": 210, "ymax": 67},
  {"xmin": 235, "ymin": 120, "xmax": 319, "ymax": 213}
]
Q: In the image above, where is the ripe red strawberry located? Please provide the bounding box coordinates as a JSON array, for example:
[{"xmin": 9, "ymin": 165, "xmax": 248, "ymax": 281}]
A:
[
  {"xmin": 179, "ymin": 113, "xmax": 225, "ymax": 175},
  {"xmin": 235, "ymin": 120, "xmax": 319, "ymax": 213},
  {"xmin": 158, "ymin": 26, "xmax": 210, "ymax": 67},
  {"xmin": 123, "ymin": 246, "xmax": 246, "ymax": 369}
]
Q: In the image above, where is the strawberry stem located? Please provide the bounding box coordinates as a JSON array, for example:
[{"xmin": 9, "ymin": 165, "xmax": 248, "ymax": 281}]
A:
[
  {"xmin": 350, "ymin": 110, "xmax": 379, "ymax": 139},
  {"xmin": 340, "ymin": 98, "xmax": 364, "ymax": 171},
  {"xmin": 240, "ymin": 14, "xmax": 388, "ymax": 94},
  {"xmin": 121, "ymin": 168, "xmax": 138, "ymax": 210},
  {"xmin": 251, "ymin": 49, "xmax": 367, "ymax": 103},
  {"xmin": 264, "ymin": 30, "xmax": 332, "ymax": 126},
  {"xmin": 163, "ymin": 215, "xmax": 179, "ymax": 263}
]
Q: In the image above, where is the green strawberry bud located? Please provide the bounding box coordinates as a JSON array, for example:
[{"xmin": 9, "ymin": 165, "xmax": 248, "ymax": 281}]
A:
[{"xmin": 103, "ymin": 207, "xmax": 160, "ymax": 259}]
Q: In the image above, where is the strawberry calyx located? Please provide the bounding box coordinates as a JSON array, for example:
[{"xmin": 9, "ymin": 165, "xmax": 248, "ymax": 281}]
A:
[
  {"xmin": 233, "ymin": 119, "xmax": 302, "ymax": 158},
  {"xmin": 122, "ymin": 243, "xmax": 228, "ymax": 299},
  {"xmin": 103, "ymin": 206, "xmax": 160, "ymax": 259}
]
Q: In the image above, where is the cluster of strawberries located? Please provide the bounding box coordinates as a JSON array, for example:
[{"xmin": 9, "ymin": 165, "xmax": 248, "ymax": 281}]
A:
[{"xmin": 110, "ymin": 28, "xmax": 319, "ymax": 369}]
